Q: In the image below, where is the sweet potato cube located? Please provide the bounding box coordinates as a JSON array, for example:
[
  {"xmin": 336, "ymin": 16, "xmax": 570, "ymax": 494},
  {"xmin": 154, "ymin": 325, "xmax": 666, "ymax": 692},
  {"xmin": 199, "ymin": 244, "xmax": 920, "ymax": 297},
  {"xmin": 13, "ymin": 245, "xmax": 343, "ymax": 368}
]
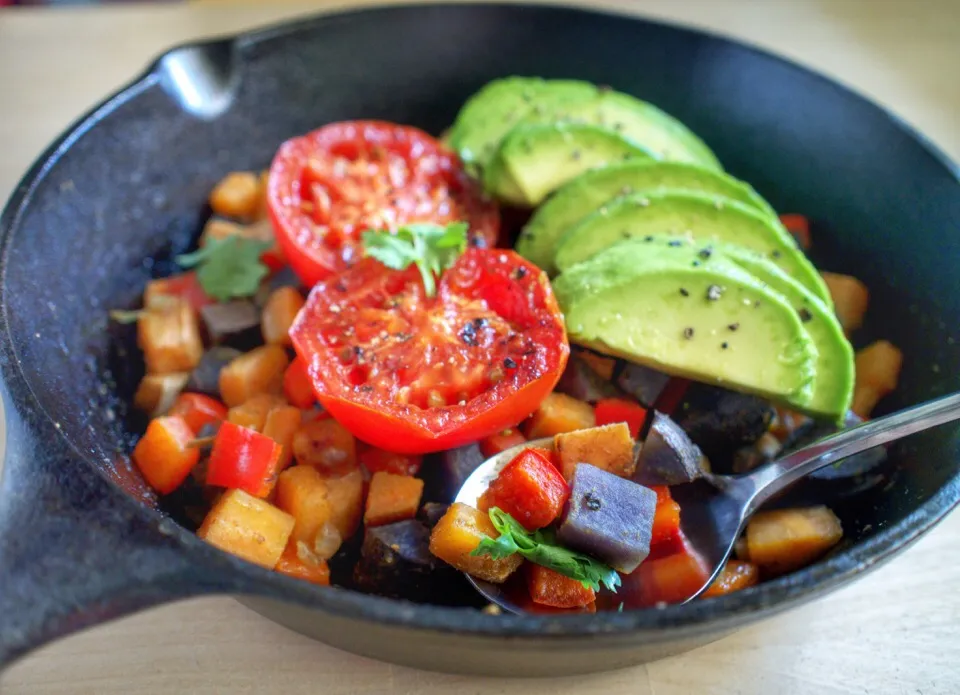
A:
[
  {"xmin": 138, "ymin": 299, "xmax": 203, "ymax": 374},
  {"xmin": 428, "ymin": 502, "xmax": 523, "ymax": 584},
  {"xmin": 554, "ymin": 422, "xmax": 635, "ymax": 481},
  {"xmin": 219, "ymin": 345, "xmax": 289, "ymax": 407},
  {"xmin": 132, "ymin": 415, "xmax": 199, "ymax": 494},
  {"xmin": 703, "ymin": 560, "xmax": 759, "ymax": 598},
  {"xmin": 227, "ymin": 393, "xmax": 286, "ymax": 432},
  {"xmin": 852, "ymin": 340, "xmax": 903, "ymax": 418},
  {"xmin": 262, "ymin": 405, "xmax": 302, "ymax": 470},
  {"xmin": 198, "ymin": 489, "xmax": 294, "ymax": 568},
  {"xmin": 325, "ymin": 469, "xmax": 364, "ymax": 538},
  {"xmin": 524, "ymin": 393, "xmax": 596, "ymax": 439},
  {"xmin": 262, "ymin": 286, "xmax": 305, "ymax": 346},
  {"xmin": 822, "ymin": 272, "xmax": 869, "ymax": 333},
  {"xmin": 292, "ymin": 418, "xmax": 357, "ymax": 475},
  {"xmin": 479, "ymin": 448, "xmax": 569, "ymax": 531},
  {"xmin": 274, "ymin": 465, "xmax": 332, "ymax": 546},
  {"xmin": 364, "ymin": 472, "xmax": 424, "ymax": 527},
  {"xmin": 526, "ymin": 564, "xmax": 595, "ymax": 608},
  {"xmin": 274, "ymin": 544, "xmax": 331, "ymax": 586},
  {"xmin": 746, "ymin": 505, "xmax": 843, "ymax": 575},
  {"xmin": 209, "ymin": 171, "xmax": 262, "ymax": 219}
]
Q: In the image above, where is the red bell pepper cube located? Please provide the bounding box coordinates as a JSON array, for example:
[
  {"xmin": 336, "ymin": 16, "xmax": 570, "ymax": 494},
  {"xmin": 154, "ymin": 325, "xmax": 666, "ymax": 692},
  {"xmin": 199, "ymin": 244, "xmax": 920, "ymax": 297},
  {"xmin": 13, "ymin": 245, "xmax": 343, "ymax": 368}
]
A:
[
  {"xmin": 359, "ymin": 447, "xmax": 422, "ymax": 476},
  {"xmin": 479, "ymin": 448, "xmax": 570, "ymax": 531},
  {"xmin": 283, "ymin": 357, "xmax": 316, "ymax": 408},
  {"xmin": 169, "ymin": 392, "xmax": 228, "ymax": 434},
  {"xmin": 779, "ymin": 214, "xmax": 811, "ymax": 249},
  {"xmin": 526, "ymin": 563, "xmax": 595, "ymax": 608},
  {"xmin": 649, "ymin": 485, "xmax": 682, "ymax": 545},
  {"xmin": 623, "ymin": 539, "xmax": 710, "ymax": 607},
  {"xmin": 479, "ymin": 427, "xmax": 527, "ymax": 458},
  {"xmin": 132, "ymin": 415, "xmax": 200, "ymax": 494},
  {"xmin": 594, "ymin": 398, "xmax": 648, "ymax": 438},
  {"xmin": 207, "ymin": 421, "xmax": 284, "ymax": 498}
]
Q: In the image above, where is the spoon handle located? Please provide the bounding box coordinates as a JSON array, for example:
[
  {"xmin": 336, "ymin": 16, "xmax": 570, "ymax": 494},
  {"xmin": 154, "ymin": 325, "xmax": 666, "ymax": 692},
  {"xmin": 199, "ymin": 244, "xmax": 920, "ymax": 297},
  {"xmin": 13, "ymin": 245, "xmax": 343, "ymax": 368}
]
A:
[{"xmin": 745, "ymin": 392, "xmax": 960, "ymax": 510}]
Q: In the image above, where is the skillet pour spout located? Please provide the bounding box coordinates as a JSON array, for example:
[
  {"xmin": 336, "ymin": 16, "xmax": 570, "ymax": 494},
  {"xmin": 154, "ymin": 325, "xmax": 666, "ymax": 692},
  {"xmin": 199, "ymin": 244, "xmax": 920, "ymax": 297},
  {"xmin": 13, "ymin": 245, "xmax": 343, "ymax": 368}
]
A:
[{"xmin": 0, "ymin": 2, "xmax": 959, "ymax": 677}]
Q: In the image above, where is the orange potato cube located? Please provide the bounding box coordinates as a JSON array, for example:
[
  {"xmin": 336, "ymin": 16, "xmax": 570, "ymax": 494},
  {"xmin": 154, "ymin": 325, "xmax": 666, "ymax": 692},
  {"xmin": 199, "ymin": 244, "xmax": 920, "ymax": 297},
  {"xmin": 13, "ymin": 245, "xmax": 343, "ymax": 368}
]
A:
[
  {"xmin": 219, "ymin": 345, "xmax": 289, "ymax": 407},
  {"xmin": 702, "ymin": 560, "xmax": 760, "ymax": 598},
  {"xmin": 746, "ymin": 506, "xmax": 843, "ymax": 575},
  {"xmin": 292, "ymin": 418, "xmax": 357, "ymax": 475},
  {"xmin": 429, "ymin": 503, "xmax": 523, "ymax": 584},
  {"xmin": 198, "ymin": 489, "xmax": 295, "ymax": 568},
  {"xmin": 324, "ymin": 469, "xmax": 364, "ymax": 539},
  {"xmin": 364, "ymin": 472, "xmax": 424, "ymax": 527},
  {"xmin": 554, "ymin": 422, "xmax": 635, "ymax": 481},
  {"xmin": 274, "ymin": 544, "xmax": 331, "ymax": 586},
  {"xmin": 526, "ymin": 563, "xmax": 595, "ymax": 608},
  {"xmin": 132, "ymin": 415, "xmax": 199, "ymax": 494},
  {"xmin": 852, "ymin": 340, "xmax": 903, "ymax": 418},
  {"xmin": 209, "ymin": 171, "xmax": 262, "ymax": 219},
  {"xmin": 262, "ymin": 405, "xmax": 302, "ymax": 470},
  {"xmin": 132, "ymin": 372, "xmax": 189, "ymax": 416},
  {"xmin": 227, "ymin": 393, "xmax": 286, "ymax": 432},
  {"xmin": 262, "ymin": 286, "xmax": 306, "ymax": 346},
  {"xmin": 822, "ymin": 272, "xmax": 869, "ymax": 333},
  {"xmin": 137, "ymin": 299, "xmax": 203, "ymax": 374},
  {"xmin": 524, "ymin": 393, "xmax": 596, "ymax": 439},
  {"xmin": 275, "ymin": 465, "xmax": 364, "ymax": 543}
]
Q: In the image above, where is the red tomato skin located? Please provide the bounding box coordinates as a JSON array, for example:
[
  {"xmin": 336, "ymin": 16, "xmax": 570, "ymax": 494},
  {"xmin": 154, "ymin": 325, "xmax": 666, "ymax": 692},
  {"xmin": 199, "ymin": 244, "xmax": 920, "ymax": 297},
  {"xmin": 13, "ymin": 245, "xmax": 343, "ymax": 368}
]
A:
[
  {"xmin": 480, "ymin": 448, "xmax": 570, "ymax": 531},
  {"xmin": 291, "ymin": 248, "xmax": 569, "ymax": 454},
  {"xmin": 267, "ymin": 121, "xmax": 500, "ymax": 286},
  {"xmin": 594, "ymin": 398, "xmax": 648, "ymax": 438},
  {"xmin": 206, "ymin": 422, "xmax": 283, "ymax": 498},
  {"xmin": 169, "ymin": 393, "xmax": 228, "ymax": 434}
]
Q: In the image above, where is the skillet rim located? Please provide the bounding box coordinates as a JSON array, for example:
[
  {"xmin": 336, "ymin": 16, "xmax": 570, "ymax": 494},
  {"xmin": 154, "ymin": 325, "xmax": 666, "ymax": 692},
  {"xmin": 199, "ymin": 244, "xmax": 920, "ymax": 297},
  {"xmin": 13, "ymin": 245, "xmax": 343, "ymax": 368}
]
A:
[{"xmin": 0, "ymin": 1, "xmax": 959, "ymax": 640}]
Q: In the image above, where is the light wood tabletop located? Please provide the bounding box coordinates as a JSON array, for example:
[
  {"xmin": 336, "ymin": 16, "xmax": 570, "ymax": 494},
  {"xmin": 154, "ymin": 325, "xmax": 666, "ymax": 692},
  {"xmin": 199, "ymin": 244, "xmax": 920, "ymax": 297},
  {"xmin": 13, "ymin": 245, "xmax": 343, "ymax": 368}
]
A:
[{"xmin": 1, "ymin": 1, "xmax": 959, "ymax": 693}]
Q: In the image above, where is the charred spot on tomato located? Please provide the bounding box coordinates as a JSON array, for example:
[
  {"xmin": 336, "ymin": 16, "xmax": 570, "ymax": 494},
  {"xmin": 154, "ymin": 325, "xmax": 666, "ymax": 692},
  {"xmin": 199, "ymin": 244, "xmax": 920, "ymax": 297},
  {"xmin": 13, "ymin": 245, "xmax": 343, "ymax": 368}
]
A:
[{"xmin": 504, "ymin": 357, "xmax": 517, "ymax": 369}]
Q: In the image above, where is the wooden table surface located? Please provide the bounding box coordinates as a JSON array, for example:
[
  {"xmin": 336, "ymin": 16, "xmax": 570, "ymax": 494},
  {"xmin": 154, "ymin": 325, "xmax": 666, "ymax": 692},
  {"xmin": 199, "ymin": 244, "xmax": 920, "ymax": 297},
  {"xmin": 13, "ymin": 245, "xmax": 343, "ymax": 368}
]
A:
[{"xmin": 1, "ymin": 1, "xmax": 959, "ymax": 692}]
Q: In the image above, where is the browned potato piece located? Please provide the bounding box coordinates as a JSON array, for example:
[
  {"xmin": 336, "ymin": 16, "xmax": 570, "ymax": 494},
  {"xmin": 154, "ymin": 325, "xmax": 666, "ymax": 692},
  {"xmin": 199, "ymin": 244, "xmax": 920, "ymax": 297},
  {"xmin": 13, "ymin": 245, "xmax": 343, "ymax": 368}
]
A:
[
  {"xmin": 852, "ymin": 340, "xmax": 903, "ymax": 418},
  {"xmin": 746, "ymin": 506, "xmax": 843, "ymax": 575},
  {"xmin": 262, "ymin": 286, "xmax": 306, "ymax": 346},
  {"xmin": 219, "ymin": 345, "xmax": 289, "ymax": 407},
  {"xmin": 209, "ymin": 171, "xmax": 262, "ymax": 219},
  {"xmin": 524, "ymin": 393, "xmax": 596, "ymax": 439},
  {"xmin": 429, "ymin": 503, "xmax": 522, "ymax": 583},
  {"xmin": 133, "ymin": 372, "xmax": 189, "ymax": 416},
  {"xmin": 137, "ymin": 299, "xmax": 203, "ymax": 374},
  {"xmin": 198, "ymin": 489, "xmax": 295, "ymax": 568},
  {"xmin": 227, "ymin": 393, "xmax": 287, "ymax": 432},
  {"xmin": 822, "ymin": 272, "xmax": 869, "ymax": 333},
  {"xmin": 274, "ymin": 466, "xmax": 365, "ymax": 543},
  {"xmin": 554, "ymin": 422, "xmax": 635, "ymax": 481}
]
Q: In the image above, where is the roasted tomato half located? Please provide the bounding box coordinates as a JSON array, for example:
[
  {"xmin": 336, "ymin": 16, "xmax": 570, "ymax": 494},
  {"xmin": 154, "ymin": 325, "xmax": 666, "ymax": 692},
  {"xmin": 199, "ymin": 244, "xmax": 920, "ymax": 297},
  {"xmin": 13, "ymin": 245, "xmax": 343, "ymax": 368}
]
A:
[
  {"xmin": 290, "ymin": 249, "xmax": 569, "ymax": 454},
  {"xmin": 267, "ymin": 121, "xmax": 500, "ymax": 287}
]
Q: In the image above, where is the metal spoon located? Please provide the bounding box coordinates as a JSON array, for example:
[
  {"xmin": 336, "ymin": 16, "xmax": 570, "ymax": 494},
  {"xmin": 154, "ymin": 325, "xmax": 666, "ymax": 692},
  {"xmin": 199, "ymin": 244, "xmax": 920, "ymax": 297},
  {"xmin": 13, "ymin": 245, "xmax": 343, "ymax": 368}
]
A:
[{"xmin": 456, "ymin": 391, "xmax": 960, "ymax": 614}]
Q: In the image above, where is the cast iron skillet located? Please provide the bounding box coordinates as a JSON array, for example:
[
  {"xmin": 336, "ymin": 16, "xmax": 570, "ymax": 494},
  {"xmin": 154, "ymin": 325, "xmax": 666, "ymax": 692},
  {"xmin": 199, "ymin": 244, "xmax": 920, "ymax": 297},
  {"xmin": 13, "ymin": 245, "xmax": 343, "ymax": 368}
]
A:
[{"xmin": 0, "ymin": 2, "xmax": 958, "ymax": 678}]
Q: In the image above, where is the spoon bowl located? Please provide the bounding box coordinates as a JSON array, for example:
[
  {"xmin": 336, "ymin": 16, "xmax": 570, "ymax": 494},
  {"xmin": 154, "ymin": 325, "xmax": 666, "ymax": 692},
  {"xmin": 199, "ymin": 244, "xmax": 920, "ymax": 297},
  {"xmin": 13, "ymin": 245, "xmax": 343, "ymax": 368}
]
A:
[{"xmin": 457, "ymin": 392, "xmax": 960, "ymax": 614}]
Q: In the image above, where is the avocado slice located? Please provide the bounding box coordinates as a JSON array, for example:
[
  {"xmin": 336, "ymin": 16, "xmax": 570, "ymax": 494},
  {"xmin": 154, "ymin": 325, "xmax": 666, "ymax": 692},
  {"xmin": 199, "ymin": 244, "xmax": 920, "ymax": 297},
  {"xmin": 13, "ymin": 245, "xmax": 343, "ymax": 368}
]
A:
[
  {"xmin": 553, "ymin": 190, "xmax": 832, "ymax": 305},
  {"xmin": 516, "ymin": 161, "xmax": 777, "ymax": 274},
  {"xmin": 553, "ymin": 240, "xmax": 818, "ymax": 406},
  {"xmin": 612, "ymin": 235, "xmax": 853, "ymax": 419},
  {"xmin": 483, "ymin": 122, "xmax": 654, "ymax": 207},
  {"xmin": 448, "ymin": 77, "xmax": 721, "ymax": 174}
]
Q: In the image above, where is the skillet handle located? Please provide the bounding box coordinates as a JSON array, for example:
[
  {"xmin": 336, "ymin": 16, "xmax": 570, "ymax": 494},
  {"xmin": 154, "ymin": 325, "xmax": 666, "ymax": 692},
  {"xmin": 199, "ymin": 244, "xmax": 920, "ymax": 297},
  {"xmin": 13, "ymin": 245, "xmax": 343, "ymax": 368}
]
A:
[{"xmin": 0, "ymin": 398, "xmax": 232, "ymax": 671}]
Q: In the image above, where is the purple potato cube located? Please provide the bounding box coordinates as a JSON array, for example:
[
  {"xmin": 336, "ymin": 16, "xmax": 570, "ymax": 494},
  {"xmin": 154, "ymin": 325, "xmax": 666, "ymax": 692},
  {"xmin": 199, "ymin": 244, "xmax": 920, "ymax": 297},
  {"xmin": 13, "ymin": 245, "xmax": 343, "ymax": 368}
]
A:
[
  {"xmin": 616, "ymin": 363, "xmax": 671, "ymax": 407},
  {"xmin": 556, "ymin": 463, "xmax": 657, "ymax": 573},
  {"xmin": 556, "ymin": 354, "xmax": 623, "ymax": 403},
  {"xmin": 633, "ymin": 411, "xmax": 706, "ymax": 486}
]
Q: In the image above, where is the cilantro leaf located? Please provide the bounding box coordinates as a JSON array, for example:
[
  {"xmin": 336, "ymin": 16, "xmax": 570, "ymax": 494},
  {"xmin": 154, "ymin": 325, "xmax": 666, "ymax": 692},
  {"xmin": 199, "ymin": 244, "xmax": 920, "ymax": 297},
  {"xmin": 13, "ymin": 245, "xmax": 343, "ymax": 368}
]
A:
[
  {"xmin": 361, "ymin": 222, "xmax": 468, "ymax": 297},
  {"xmin": 471, "ymin": 507, "xmax": 621, "ymax": 593},
  {"xmin": 175, "ymin": 235, "xmax": 272, "ymax": 302}
]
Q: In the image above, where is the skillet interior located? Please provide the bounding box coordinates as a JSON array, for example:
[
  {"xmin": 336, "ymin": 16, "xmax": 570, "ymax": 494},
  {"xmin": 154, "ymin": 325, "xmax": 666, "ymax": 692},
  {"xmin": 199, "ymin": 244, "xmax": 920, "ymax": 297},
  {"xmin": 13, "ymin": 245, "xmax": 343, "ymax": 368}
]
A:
[{"xmin": 1, "ymin": 2, "xmax": 959, "ymax": 676}]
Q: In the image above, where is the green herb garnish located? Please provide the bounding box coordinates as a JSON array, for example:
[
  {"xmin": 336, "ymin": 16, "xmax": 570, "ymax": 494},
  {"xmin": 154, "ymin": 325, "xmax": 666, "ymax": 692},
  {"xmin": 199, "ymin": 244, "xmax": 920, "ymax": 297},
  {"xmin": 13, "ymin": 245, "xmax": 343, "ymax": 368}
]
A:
[
  {"xmin": 361, "ymin": 222, "xmax": 468, "ymax": 298},
  {"xmin": 175, "ymin": 235, "xmax": 272, "ymax": 302},
  {"xmin": 471, "ymin": 507, "xmax": 621, "ymax": 593}
]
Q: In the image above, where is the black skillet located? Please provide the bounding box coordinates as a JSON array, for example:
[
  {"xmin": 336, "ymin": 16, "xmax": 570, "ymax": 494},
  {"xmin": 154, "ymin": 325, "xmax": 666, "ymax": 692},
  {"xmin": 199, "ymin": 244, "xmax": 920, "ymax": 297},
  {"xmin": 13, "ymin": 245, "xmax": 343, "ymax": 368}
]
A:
[{"xmin": 1, "ymin": 3, "xmax": 958, "ymax": 678}]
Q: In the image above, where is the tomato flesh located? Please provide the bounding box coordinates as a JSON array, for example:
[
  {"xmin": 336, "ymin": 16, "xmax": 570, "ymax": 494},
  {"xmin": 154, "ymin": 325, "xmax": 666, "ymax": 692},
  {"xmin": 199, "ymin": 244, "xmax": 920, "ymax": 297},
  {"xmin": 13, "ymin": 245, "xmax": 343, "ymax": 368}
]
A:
[
  {"xmin": 290, "ymin": 248, "xmax": 569, "ymax": 453},
  {"xmin": 267, "ymin": 121, "xmax": 500, "ymax": 286}
]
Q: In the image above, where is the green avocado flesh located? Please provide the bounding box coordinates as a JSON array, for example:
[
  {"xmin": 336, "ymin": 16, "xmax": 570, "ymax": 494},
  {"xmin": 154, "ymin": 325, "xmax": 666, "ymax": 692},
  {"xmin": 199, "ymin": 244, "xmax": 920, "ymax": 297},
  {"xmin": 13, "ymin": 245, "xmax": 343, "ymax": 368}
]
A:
[
  {"xmin": 515, "ymin": 161, "xmax": 777, "ymax": 274},
  {"xmin": 447, "ymin": 77, "xmax": 721, "ymax": 174},
  {"xmin": 600, "ymin": 236, "xmax": 852, "ymax": 418},
  {"xmin": 553, "ymin": 242, "xmax": 818, "ymax": 405},
  {"xmin": 553, "ymin": 189, "xmax": 832, "ymax": 305},
  {"xmin": 482, "ymin": 122, "xmax": 654, "ymax": 207}
]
